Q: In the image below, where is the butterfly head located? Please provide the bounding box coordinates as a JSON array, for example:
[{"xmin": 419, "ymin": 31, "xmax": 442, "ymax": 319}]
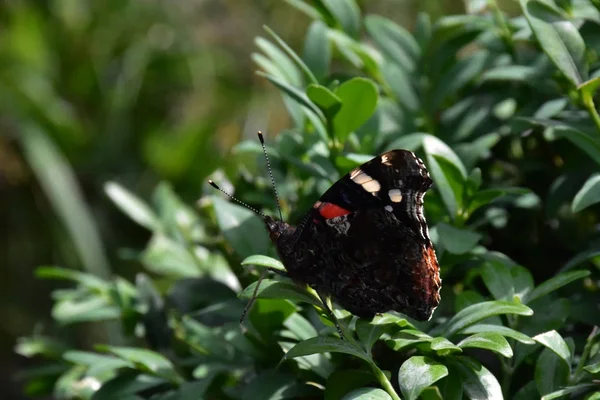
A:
[{"xmin": 264, "ymin": 215, "xmax": 291, "ymax": 242}]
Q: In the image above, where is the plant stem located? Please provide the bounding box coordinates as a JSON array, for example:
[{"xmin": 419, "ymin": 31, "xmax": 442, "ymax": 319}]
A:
[
  {"xmin": 581, "ymin": 90, "xmax": 600, "ymax": 135},
  {"xmin": 371, "ymin": 363, "xmax": 402, "ymax": 400},
  {"xmin": 572, "ymin": 326, "xmax": 599, "ymax": 383}
]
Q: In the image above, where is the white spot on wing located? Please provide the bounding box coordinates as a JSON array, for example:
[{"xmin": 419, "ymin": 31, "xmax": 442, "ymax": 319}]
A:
[
  {"xmin": 388, "ymin": 189, "xmax": 403, "ymax": 203},
  {"xmin": 362, "ymin": 179, "xmax": 381, "ymax": 193},
  {"xmin": 385, "ymin": 205, "xmax": 393, "ymax": 212},
  {"xmin": 381, "ymin": 154, "xmax": 392, "ymax": 165},
  {"xmin": 351, "ymin": 170, "xmax": 372, "ymax": 184}
]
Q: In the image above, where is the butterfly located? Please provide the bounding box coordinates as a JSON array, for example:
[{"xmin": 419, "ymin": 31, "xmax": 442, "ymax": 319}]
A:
[{"xmin": 210, "ymin": 133, "xmax": 441, "ymax": 330}]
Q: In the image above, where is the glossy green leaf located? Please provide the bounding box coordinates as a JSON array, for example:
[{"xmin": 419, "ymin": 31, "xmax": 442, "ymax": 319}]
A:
[
  {"xmin": 480, "ymin": 261, "xmax": 514, "ymax": 300},
  {"xmin": 541, "ymin": 383, "xmax": 599, "ymax": 400},
  {"xmin": 381, "ymin": 61, "xmax": 419, "ymax": 111},
  {"xmin": 240, "ymin": 279, "xmax": 320, "ymax": 307},
  {"xmin": 429, "ymin": 337, "xmax": 462, "ymax": 355},
  {"xmin": 52, "ymin": 296, "xmax": 120, "ymax": 324},
  {"xmin": 141, "ymin": 234, "xmax": 199, "ymax": 277},
  {"xmin": 461, "ymin": 324, "xmax": 535, "ymax": 344},
  {"xmin": 521, "ymin": 118, "xmax": 600, "ymax": 165},
  {"xmin": 572, "ymin": 173, "xmax": 600, "ymax": 212},
  {"xmin": 105, "ymin": 182, "xmax": 159, "ymax": 231},
  {"xmin": 520, "ymin": 0, "xmax": 588, "ymax": 86},
  {"xmin": 258, "ymin": 72, "xmax": 325, "ymax": 121},
  {"xmin": 304, "ymin": 21, "xmax": 331, "ymax": 82},
  {"xmin": 241, "ymin": 255, "xmax": 286, "ymax": 273},
  {"xmin": 398, "ymin": 356, "xmax": 448, "ymax": 400},
  {"xmin": 307, "ymin": 84, "xmax": 342, "ymax": 117},
  {"xmin": 92, "ymin": 372, "xmax": 167, "ymax": 400},
  {"xmin": 535, "ymin": 348, "xmax": 570, "ymax": 397},
  {"xmin": 98, "ymin": 346, "xmax": 182, "ymax": 384},
  {"xmin": 264, "ymin": 25, "xmax": 318, "ymax": 84},
  {"xmin": 365, "ymin": 15, "xmax": 418, "ymax": 72},
  {"xmin": 341, "ymin": 387, "xmax": 393, "ymax": 400},
  {"xmin": 437, "ymin": 223, "xmax": 481, "ymax": 254},
  {"xmin": 355, "ymin": 319, "xmax": 392, "ymax": 353},
  {"xmin": 533, "ymin": 330, "xmax": 571, "ymax": 363},
  {"xmin": 584, "ymin": 362, "xmax": 600, "ymax": 374},
  {"xmin": 212, "ymin": 196, "xmax": 270, "ymax": 258},
  {"xmin": 63, "ymin": 350, "xmax": 132, "ymax": 376},
  {"xmin": 457, "ymin": 333, "xmax": 513, "ymax": 358},
  {"xmin": 524, "ymin": 270, "xmax": 590, "ymax": 303},
  {"xmin": 284, "ymin": 336, "xmax": 372, "ymax": 365},
  {"xmin": 444, "ymin": 301, "xmax": 533, "ymax": 337},
  {"xmin": 453, "ymin": 357, "xmax": 503, "ymax": 400},
  {"xmin": 562, "ymin": 249, "xmax": 600, "ymax": 272},
  {"xmin": 35, "ymin": 267, "xmax": 108, "ymax": 291},
  {"xmin": 386, "ymin": 329, "xmax": 433, "ymax": 351},
  {"xmin": 333, "ymin": 78, "xmax": 379, "ymax": 142},
  {"xmin": 322, "ymin": 0, "xmax": 361, "ymax": 38},
  {"xmin": 325, "ymin": 370, "xmax": 376, "ymax": 400}
]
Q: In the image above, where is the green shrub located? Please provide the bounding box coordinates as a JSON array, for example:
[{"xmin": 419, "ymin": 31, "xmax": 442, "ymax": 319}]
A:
[{"xmin": 16, "ymin": 1, "xmax": 600, "ymax": 399}]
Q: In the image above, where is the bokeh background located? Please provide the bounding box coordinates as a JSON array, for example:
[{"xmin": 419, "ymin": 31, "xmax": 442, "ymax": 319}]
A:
[{"xmin": 0, "ymin": 0, "xmax": 525, "ymax": 398}]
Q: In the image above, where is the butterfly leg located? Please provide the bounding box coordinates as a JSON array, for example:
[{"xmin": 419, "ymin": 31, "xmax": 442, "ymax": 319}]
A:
[{"xmin": 316, "ymin": 291, "xmax": 346, "ymax": 340}]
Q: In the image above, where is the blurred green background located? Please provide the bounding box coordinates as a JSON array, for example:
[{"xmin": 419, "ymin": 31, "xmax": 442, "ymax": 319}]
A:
[{"xmin": 0, "ymin": 0, "xmax": 527, "ymax": 398}]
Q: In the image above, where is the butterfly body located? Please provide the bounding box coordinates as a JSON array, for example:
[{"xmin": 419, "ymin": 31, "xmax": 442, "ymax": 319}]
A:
[{"xmin": 265, "ymin": 149, "xmax": 441, "ymax": 321}]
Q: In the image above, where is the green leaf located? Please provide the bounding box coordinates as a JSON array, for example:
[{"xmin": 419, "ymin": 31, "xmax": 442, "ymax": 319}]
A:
[
  {"xmin": 241, "ymin": 255, "xmax": 286, "ymax": 273},
  {"xmin": 365, "ymin": 15, "xmax": 419, "ymax": 72},
  {"xmin": 572, "ymin": 173, "xmax": 600, "ymax": 212},
  {"xmin": 584, "ymin": 362, "xmax": 600, "ymax": 374},
  {"xmin": 519, "ymin": 0, "xmax": 588, "ymax": 86},
  {"xmin": 333, "ymin": 78, "xmax": 379, "ymax": 143},
  {"xmin": 255, "ymin": 37, "xmax": 301, "ymax": 85},
  {"xmin": 258, "ymin": 72, "xmax": 325, "ymax": 121},
  {"xmin": 386, "ymin": 329, "xmax": 433, "ymax": 351},
  {"xmin": 355, "ymin": 319, "xmax": 393, "ymax": 353},
  {"xmin": 263, "ymin": 25, "xmax": 318, "ymax": 85},
  {"xmin": 105, "ymin": 182, "xmax": 159, "ymax": 231},
  {"xmin": 53, "ymin": 296, "xmax": 120, "ymax": 324},
  {"xmin": 322, "ymin": 0, "xmax": 361, "ymax": 38},
  {"xmin": 92, "ymin": 372, "xmax": 167, "ymax": 400},
  {"xmin": 341, "ymin": 387, "xmax": 393, "ymax": 400},
  {"xmin": 325, "ymin": 370, "xmax": 377, "ymax": 400},
  {"xmin": 212, "ymin": 196, "xmax": 271, "ymax": 258},
  {"xmin": 284, "ymin": 336, "xmax": 372, "ymax": 365},
  {"xmin": 437, "ymin": 223, "xmax": 481, "ymax": 254},
  {"xmin": 423, "ymin": 135, "xmax": 467, "ymax": 217},
  {"xmin": 524, "ymin": 270, "xmax": 590, "ymax": 303},
  {"xmin": 398, "ymin": 356, "xmax": 448, "ymax": 400},
  {"xmin": 429, "ymin": 337, "xmax": 462, "ymax": 355},
  {"xmin": 453, "ymin": 357, "xmax": 503, "ymax": 400},
  {"xmin": 141, "ymin": 234, "xmax": 199, "ymax": 277},
  {"xmin": 480, "ymin": 261, "xmax": 514, "ymax": 300},
  {"xmin": 521, "ymin": 118, "xmax": 600, "ymax": 165},
  {"xmin": 240, "ymin": 279, "xmax": 321, "ymax": 307},
  {"xmin": 562, "ymin": 249, "xmax": 600, "ymax": 272},
  {"xmin": 461, "ymin": 324, "xmax": 535, "ymax": 344},
  {"xmin": 304, "ymin": 21, "xmax": 331, "ymax": 82},
  {"xmin": 63, "ymin": 350, "xmax": 132, "ymax": 376},
  {"xmin": 541, "ymin": 384, "xmax": 599, "ymax": 400},
  {"xmin": 307, "ymin": 84, "xmax": 342, "ymax": 117},
  {"xmin": 533, "ymin": 330, "xmax": 571, "ymax": 363},
  {"xmin": 443, "ymin": 301, "xmax": 533, "ymax": 337},
  {"xmin": 98, "ymin": 346, "xmax": 182, "ymax": 384},
  {"xmin": 535, "ymin": 348, "xmax": 570, "ymax": 397},
  {"xmin": 35, "ymin": 267, "xmax": 108, "ymax": 291},
  {"xmin": 457, "ymin": 333, "xmax": 513, "ymax": 358},
  {"xmin": 467, "ymin": 188, "xmax": 530, "ymax": 216},
  {"xmin": 381, "ymin": 61, "xmax": 419, "ymax": 111}
]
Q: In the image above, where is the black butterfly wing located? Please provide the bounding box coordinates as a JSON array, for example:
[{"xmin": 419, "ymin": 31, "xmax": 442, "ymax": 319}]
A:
[{"xmin": 275, "ymin": 150, "xmax": 441, "ymax": 321}]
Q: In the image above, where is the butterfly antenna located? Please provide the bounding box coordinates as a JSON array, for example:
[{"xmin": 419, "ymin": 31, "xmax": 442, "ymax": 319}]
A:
[
  {"xmin": 208, "ymin": 180, "xmax": 267, "ymax": 219},
  {"xmin": 239, "ymin": 268, "xmax": 268, "ymax": 332},
  {"xmin": 257, "ymin": 131, "xmax": 283, "ymax": 221}
]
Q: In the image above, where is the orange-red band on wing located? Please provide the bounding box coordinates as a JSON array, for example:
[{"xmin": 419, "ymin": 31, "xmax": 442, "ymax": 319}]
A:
[{"xmin": 318, "ymin": 202, "xmax": 352, "ymax": 219}]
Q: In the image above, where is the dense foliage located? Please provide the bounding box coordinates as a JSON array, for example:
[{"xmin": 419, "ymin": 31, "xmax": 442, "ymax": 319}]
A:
[{"xmin": 14, "ymin": 0, "xmax": 600, "ymax": 399}]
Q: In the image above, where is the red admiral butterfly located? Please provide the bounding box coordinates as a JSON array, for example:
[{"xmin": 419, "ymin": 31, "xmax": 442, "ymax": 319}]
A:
[{"xmin": 210, "ymin": 133, "xmax": 441, "ymax": 329}]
